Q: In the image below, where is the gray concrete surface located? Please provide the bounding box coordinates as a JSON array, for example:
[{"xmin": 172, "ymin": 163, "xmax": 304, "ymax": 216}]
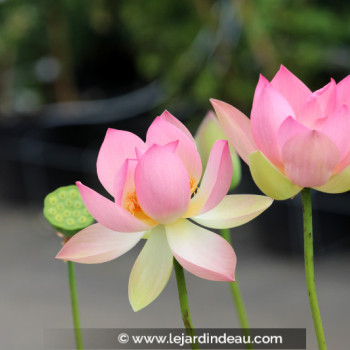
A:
[{"xmin": 0, "ymin": 202, "xmax": 349, "ymax": 350}]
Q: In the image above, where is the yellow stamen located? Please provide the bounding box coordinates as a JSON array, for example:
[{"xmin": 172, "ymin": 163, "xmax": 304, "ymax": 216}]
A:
[
  {"xmin": 190, "ymin": 178, "xmax": 198, "ymax": 198},
  {"xmin": 125, "ymin": 191, "xmax": 157, "ymax": 226},
  {"xmin": 126, "ymin": 191, "xmax": 142, "ymax": 216}
]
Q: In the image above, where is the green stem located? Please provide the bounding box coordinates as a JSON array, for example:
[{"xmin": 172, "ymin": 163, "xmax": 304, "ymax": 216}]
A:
[
  {"xmin": 67, "ymin": 261, "xmax": 84, "ymax": 350},
  {"xmin": 173, "ymin": 259, "xmax": 199, "ymax": 350},
  {"xmin": 301, "ymin": 188, "xmax": 327, "ymax": 350},
  {"xmin": 221, "ymin": 229, "xmax": 253, "ymax": 350}
]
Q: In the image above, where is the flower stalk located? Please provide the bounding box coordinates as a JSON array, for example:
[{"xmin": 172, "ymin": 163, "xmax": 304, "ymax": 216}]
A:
[
  {"xmin": 301, "ymin": 188, "xmax": 327, "ymax": 350},
  {"xmin": 67, "ymin": 261, "xmax": 84, "ymax": 350},
  {"xmin": 221, "ymin": 229, "xmax": 253, "ymax": 350},
  {"xmin": 173, "ymin": 259, "xmax": 199, "ymax": 350}
]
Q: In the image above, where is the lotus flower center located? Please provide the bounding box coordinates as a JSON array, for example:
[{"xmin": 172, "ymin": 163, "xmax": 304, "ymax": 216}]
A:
[
  {"xmin": 124, "ymin": 190, "xmax": 158, "ymax": 226},
  {"xmin": 190, "ymin": 178, "xmax": 198, "ymax": 198},
  {"xmin": 126, "ymin": 191, "xmax": 142, "ymax": 216}
]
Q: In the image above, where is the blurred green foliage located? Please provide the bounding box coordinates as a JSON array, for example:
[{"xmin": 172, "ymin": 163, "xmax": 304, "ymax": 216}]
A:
[{"xmin": 1, "ymin": 0, "xmax": 350, "ymax": 119}]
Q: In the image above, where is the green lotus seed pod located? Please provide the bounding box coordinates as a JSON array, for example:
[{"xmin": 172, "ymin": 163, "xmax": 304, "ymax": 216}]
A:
[{"xmin": 43, "ymin": 185, "xmax": 94, "ymax": 237}]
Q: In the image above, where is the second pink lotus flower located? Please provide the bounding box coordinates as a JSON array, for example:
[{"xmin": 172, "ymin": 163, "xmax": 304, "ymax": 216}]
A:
[
  {"xmin": 212, "ymin": 65, "xmax": 350, "ymax": 199},
  {"xmin": 56, "ymin": 111, "xmax": 273, "ymax": 311}
]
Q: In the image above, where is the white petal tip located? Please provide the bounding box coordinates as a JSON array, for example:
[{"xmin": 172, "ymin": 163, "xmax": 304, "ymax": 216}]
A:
[
  {"xmin": 130, "ymin": 303, "xmax": 143, "ymax": 312},
  {"xmin": 129, "ymin": 297, "xmax": 150, "ymax": 312}
]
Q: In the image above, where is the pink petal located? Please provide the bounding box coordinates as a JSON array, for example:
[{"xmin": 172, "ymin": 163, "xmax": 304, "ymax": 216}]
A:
[
  {"xmin": 277, "ymin": 116, "xmax": 310, "ymax": 150},
  {"xmin": 97, "ymin": 129, "xmax": 146, "ymax": 195},
  {"xmin": 319, "ymin": 105, "xmax": 350, "ymax": 162},
  {"xmin": 281, "ymin": 130, "xmax": 340, "ymax": 187},
  {"xmin": 166, "ymin": 219, "xmax": 236, "ymax": 281},
  {"xmin": 253, "ymin": 74, "xmax": 270, "ymax": 98},
  {"xmin": 136, "ymin": 140, "xmax": 178, "ymax": 160},
  {"xmin": 113, "ymin": 159, "xmax": 137, "ymax": 206},
  {"xmin": 135, "ymin": 147, "xmax": 145, "ymax": 160},
  {"xmin": 76, "ymin": 181, "xmax": 154, "ymax": 232},
  {"xmin": 159, "ymin": 110, "xmax": 196, "ymax": 144},
  {"xmin": 311, "ymin": 116, "xmax": 328, "ymax": 129},
  {"xmin": 146, "ymin": 116, "xmax": 202, "ymax": 184},
  {"xmin": 298, "ymin": 79, "xmax": 336, "ymax": 127},
  {"xmin": 210, "ymin": 99, "xmax": 257, "ymax": 164},
  {"xmin": 134, "ymin": 145, "xmax": 191, "ymax": 224},
  {"xmin": 271, "ymin": 65, "xmax": 311, "ymax": 116},
  {"xmin": 334, "ymin": 150, "xmax": 350, "ymax": 174},
  {"xmin": 56, "ymin": 223, "xmax": 144, "ymax": 264},
  {"xmin": 162, "ymin": 140, "xmax": 179, "ymax": 153},
  {"xmin": 251, "ymin": 83, "xmax": 295, "ymax": 168},
  {"xmin": 336, "ymin": 75, "xmax": 350, "ymax": 107},
  {"xmin": 186, "ymin": 140, "xmax": 232, "ymax": 217}
]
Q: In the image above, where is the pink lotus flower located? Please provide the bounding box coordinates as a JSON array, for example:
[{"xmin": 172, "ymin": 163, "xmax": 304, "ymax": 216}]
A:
[
  {"xmin": 211, "ymin": 65, "xmax": 350, "ymax": 200},
  {"xmin": 56, "ymin": 111, "xmax": 273, "ymax": 311}
]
